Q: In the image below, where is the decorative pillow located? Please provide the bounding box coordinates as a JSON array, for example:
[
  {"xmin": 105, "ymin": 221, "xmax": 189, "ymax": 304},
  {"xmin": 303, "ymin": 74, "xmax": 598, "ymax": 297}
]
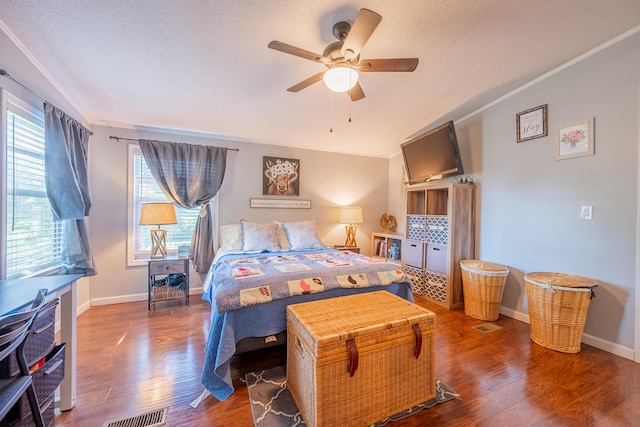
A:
[
  {"xmin": 240, "ymin": 221, "xmax": 280, "ymax": 252},
  {"xmin": 220, "ymin": 224, "xmax": 241, "ymax": 247},
  {"xmin": 273, "ymin": 222, "xmax": 291, "ymax": 250},
  {"xmin": 280, "ymin": 220, "xmax": 325, "ymax": 250}
]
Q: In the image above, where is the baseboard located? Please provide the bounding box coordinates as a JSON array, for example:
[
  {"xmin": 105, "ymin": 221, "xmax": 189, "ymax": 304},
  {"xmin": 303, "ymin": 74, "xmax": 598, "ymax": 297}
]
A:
[
  {"xmin": 499, "ymin": 306, "xmax": 635, "ymax": 361},
  {"xmin": 581, "ymin": 333, "xmax": 635, "ymax": 360},
  {"xmin": 91, "ymin": 293, "xmax": 146, "ymax": 306},
  {"xmin": 499, "ymin": 306, "xmax": 529, "ymax": 323},
  {"xmin": 55, "ymin": 296, "xmax": 93, "ymax": 334},
  {"xmin": 90, "ymin": 287, "xmax": 203, "ymax": 307},
  {"xmin": 78, "ymin": 299, "xmax": 91, "ymax": 316}
]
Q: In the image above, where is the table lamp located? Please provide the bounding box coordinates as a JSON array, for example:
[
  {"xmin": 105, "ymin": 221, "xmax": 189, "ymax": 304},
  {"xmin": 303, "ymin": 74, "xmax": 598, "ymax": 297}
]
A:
[
  {"xmin": 339, "ymin": 205, "xmax": 363, "ymax": 247},
  {"xmin": 140, "ymin": 202, "xmax": 177, "ymax": 259}
]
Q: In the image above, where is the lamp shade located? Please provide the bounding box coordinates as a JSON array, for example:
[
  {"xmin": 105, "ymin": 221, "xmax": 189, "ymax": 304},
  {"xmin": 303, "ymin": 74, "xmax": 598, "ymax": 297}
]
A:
[
  {"xmin": 339, "ymin": 206, "xmax": 363, "ymax": 224},
  {"xmin": 139, "ymin": 203, "xmax": 177, "ymax": 226},
  {"xmin": 323, "ymin": 67, "xmax": 359, "ymax": 93}
]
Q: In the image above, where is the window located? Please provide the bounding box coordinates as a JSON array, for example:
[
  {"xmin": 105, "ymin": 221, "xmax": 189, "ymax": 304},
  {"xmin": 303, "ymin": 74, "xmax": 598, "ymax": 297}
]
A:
[
  {"xmin": 127, "ymin": 144, "xmax": 203, "ymax": 264},
  {"xmin": 2, "ymin": 91, "xmax": 64, "ymax": 279}
]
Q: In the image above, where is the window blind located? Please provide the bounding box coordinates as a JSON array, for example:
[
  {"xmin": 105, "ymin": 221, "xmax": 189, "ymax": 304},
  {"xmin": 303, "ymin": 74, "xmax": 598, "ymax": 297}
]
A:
[
  {"xmin": 5, "ymin": 100, "xmax": 63, "ymax": 278},
  {"xmin": 132, "ymin": 151, "xmax": 200, "ymax": 255}
]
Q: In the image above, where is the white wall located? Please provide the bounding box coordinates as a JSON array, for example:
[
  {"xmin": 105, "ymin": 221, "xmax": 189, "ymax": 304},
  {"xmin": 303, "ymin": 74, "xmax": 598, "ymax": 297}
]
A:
[
  {"xmin": 389, "ymin": 31, "xmax": 640, "ymax": 358},
  {"xmin": 87, "ymin": 125, "xmax": 390, "ymax": 304},
  {"xmin": 387, "ymin": 154, "xmax": 406, "ymax": 235},
  {"xmin": 0, "ymin": 27, "xmax": 92, "ymax": 311}
]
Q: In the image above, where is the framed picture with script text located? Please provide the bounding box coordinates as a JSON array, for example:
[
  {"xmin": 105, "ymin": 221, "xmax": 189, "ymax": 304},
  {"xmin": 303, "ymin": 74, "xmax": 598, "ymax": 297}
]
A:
[{"xmin": 516, "ymin": 104, "xmax": 548, "ymax": 142}]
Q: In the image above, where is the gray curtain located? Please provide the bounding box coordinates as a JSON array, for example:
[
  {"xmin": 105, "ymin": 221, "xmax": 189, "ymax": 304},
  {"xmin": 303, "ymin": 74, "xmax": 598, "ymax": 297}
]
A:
[
  {"xmin": 139, "ymin": 139, "xmax": 227, "ymax": 273},
  {"xmin": 44, "ymin": 102, "xmax": 96, "ymax": 276}
]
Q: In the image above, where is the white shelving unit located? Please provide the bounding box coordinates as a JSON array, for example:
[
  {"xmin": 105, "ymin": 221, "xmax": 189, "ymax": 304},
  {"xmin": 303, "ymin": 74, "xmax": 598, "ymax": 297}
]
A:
[{"xmin": 371, "ymin": 232, "xmax": 403, "ymax": 265}]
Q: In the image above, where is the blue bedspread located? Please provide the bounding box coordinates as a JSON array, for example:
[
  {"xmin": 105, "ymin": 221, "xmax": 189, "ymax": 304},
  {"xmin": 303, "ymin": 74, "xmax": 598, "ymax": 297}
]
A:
[
  {"xmin": 212, "ymin": 248, "xmax": 408, "ymax": 312},
  {"xmin": 200, "ymin": 248, "xmax": 414, "ymax": 400}
]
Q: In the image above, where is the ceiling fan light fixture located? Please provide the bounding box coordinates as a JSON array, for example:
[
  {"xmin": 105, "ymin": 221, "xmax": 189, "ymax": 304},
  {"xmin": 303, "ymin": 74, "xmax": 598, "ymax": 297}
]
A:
[{"xmin": 323, "ymin": 67, "xmax": 359, "ymax": 92}]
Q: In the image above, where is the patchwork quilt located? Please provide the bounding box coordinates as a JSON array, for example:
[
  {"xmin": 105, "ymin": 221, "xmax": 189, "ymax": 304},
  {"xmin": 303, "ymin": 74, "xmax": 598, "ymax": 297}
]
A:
[{"xmin": 212, "ymin": 248, "xmax": 408, "ymax": 313}]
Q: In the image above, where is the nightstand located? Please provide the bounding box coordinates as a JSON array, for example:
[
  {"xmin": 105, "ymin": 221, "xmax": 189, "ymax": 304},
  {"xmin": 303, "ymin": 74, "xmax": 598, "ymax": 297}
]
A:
[
  {"xmin": 334, "ymin": 245, "xmax": 360, "ymax": 254},
  {"xmin": 148, "ymin": 257, "xmax": 189, "ymax": 310}
]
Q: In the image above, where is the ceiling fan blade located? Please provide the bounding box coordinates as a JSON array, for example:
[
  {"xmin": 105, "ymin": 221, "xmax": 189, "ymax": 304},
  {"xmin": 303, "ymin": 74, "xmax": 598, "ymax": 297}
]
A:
[
  {"xmin": 268, "ymin": 40, "xmax": 330, "ymax": 64},
  {"xmin": 287, "ymin": 72, "xmax": 325, "ymax": 92},
  {"xmin": 357, "ymin": 58, "xmax": 419, "ymax": 72},
  {"xmin": 348, "ymin": 82, "xmax": 365, "ymax": 101},
  {"xmin": 341, "ymin": 9, "xmax": 382, "ymax": 61}
]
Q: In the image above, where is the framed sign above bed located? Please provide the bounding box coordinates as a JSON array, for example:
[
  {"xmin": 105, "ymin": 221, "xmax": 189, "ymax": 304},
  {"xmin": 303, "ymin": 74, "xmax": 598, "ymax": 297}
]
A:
[{"xmin": 250, "ymin": 198, "xmax": 311, "ymax": 209}]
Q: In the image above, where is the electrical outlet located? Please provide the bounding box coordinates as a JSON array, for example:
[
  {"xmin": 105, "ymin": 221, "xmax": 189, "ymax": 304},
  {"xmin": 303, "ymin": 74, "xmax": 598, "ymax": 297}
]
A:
[{"xmin": 580, "ymin": 205, "xmax": 593, "ymax": 220}]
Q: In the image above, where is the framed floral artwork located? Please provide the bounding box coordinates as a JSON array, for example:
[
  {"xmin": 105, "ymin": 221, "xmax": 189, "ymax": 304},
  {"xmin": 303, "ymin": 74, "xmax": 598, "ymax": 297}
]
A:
[
  {"xmin": 554, "ymin": 118, "xmax": 595, "ymax": 160},
  {"xmin": 516, "ymin": 104, "xmax": 548, "ymax": 142}
]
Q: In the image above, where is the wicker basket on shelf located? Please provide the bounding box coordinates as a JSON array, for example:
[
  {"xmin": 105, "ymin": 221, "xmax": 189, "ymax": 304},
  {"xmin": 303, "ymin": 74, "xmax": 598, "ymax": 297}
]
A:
[
  {"xmin": 460, "ymin": 260, "xmax": 509, "ymax": 321},
  {"xmin": 152, "ymin": 285, "xmax": 185, "ymax": 302},
  {"xmin": 525, "ymin": 272, "xmax": 597, "ymax": 353}
]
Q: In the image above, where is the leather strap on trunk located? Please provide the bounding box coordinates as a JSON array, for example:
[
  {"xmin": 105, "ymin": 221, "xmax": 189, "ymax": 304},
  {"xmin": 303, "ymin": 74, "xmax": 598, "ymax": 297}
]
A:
[
  {"xmin": 412, "ymin": 323, "xmax": 422, "ymax": 359},
  {"xmin": 346, "ymin": 338, "xmax": 358, "ymax": 377}
]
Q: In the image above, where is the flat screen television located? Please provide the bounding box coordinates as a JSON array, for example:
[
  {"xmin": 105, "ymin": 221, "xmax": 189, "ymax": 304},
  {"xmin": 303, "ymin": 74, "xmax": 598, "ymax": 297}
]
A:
[{"xmin": 400, "ymin": 120, "xmax": 463, "ymax": 184}]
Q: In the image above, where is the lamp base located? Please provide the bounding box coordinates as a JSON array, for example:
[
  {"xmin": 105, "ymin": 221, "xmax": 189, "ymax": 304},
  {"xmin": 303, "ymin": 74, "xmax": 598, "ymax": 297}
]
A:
[
  {"xmin": 150, "ymin": 228, "xmax": 168, "ymax": 259},
  {"xmin": 344, "ymin": 225, "xmax": 358, "ymax": 247}
]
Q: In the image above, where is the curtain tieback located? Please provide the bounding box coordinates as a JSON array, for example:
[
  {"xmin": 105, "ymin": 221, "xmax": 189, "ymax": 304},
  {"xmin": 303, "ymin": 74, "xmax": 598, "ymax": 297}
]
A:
[{"xmin": 199, "ymin": 202, "xmax": 210, "ymax": 218}]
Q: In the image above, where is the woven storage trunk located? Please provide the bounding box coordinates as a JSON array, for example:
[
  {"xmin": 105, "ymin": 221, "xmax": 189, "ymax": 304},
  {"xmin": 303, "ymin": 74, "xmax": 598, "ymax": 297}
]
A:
[
  {"xmin": 525, "ymin": 272, "xmax": 597, "ymax": 353},
  {"xmin": 460, "ymin": 260, "xmax": 509, "ymax": 321},
  {"xmin": 286, "ymin": 291, "xmax": 436, "ymax": 427}
]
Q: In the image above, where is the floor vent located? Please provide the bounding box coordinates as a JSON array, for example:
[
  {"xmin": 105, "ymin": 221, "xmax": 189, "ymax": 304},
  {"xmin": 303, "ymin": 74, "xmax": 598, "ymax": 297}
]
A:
[
  {"xmin": 103, "ymin": 407, "xmax": 168, "ymax": 427},
  {"xmin": 472, "ymin": 323, "xmax": 503, "ymax": 333}
]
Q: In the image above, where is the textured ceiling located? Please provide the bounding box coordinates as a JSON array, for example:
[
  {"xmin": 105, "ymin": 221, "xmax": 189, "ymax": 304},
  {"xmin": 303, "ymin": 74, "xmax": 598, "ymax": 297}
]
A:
[{"xmin": 1, "ymin": 1, "xmax": 640, "ymax": 158}]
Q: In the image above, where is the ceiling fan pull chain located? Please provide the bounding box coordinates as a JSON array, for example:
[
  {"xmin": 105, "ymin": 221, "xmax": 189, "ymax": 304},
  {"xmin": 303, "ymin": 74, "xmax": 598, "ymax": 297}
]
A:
[
  {"xmin": 348, "ymin": 70, "xmax": 353, "ymax": 123},
  {"xmin": 329, "ymin": 91, "xmax": 334, "ymax": 132}
]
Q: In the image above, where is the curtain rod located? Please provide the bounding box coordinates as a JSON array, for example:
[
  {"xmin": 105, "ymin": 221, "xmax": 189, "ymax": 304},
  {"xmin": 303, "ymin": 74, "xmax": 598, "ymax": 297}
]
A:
[
  {"xmin": 0, "ymin": 69, "xmax": 46, "ymax": 103},
  {"xmin": 109, "ymin": 135, "xmax": 240, "ymax": 151},
  {"xmin": 1, "ymin": 69, "xmax": 94, "ymax": 135}
]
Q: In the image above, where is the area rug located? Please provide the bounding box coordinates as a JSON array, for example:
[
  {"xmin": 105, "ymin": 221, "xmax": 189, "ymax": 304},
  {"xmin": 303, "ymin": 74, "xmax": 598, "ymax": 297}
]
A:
[{"xmin": 245, "ymin": 366, "xmax": 459, "ymax": 427}]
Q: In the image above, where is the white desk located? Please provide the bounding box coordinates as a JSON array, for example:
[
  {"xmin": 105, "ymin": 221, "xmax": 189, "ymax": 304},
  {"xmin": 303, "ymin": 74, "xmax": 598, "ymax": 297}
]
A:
[{"xmin": 0, "ymin": 274, "xmax": 81, "ymax": 411}]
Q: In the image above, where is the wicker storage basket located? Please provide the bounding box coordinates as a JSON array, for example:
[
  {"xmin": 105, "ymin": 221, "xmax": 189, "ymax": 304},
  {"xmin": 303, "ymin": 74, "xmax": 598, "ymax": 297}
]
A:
[
  {"xmin": 151, "ymin": 285, "xmax": 185, "ymax": 301},
  {"xmin": 525, "ymin": 272, "xmax": 597, "ymax": 353},
  {"xmin": 286, "ymin": 291, "xmax": 436, "ymax": 427},
  {"xmin": 460, "ymin": 260, "xmax": 509, "ymax": 321}
]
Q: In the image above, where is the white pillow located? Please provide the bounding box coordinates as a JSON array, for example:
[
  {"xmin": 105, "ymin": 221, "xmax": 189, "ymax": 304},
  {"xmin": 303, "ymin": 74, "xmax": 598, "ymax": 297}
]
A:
[
  {"xmin": 273, "ymin": 221, "xmax": 291, "ymax": 250},
  {"xmin": 240, "ymin": 220, "xmax": 280, "ymax": 252},
  {"xmin": 280, "ymin": 220, "xmax": 325, "ymax": 250},
  {"xmin": 219, "ymin": 224, "xmax": 241, "ymax": 247}
]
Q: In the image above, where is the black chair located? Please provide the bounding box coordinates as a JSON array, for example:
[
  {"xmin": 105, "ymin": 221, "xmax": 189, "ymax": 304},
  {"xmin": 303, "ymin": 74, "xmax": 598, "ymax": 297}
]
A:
[{"xmin": 0, "ymin": 289, "xmax": 47, "ymax": 427}]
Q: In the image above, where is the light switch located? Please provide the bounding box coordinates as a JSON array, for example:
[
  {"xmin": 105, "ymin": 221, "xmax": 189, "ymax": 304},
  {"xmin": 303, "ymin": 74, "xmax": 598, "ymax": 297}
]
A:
[{"xmin": 580, "ymin": 205, "xmax": 593, "ymax": 220}]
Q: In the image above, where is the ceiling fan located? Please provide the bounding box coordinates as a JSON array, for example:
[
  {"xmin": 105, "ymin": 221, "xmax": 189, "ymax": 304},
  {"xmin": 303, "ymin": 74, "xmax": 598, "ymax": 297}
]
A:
[{"xmin": 268, "ymin": 8, "xmax": 419, "ymax": 101}]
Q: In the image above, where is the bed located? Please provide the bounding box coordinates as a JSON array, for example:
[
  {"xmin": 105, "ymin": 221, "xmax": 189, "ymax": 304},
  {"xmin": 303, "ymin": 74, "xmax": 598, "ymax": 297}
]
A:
[{"xmin": 199, "ymin": 220, "xmax": 414, "ymax": 400}]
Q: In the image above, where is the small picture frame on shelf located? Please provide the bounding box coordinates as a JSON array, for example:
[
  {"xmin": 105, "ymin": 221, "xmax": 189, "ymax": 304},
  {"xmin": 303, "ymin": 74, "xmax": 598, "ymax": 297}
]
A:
[
  {"xmin": 516, "ymin": 104, "xmax": 548, "ymax": 142},
  {"xmin": 554, "ymin": 118, "xmax": 595, "ymax": 160}
]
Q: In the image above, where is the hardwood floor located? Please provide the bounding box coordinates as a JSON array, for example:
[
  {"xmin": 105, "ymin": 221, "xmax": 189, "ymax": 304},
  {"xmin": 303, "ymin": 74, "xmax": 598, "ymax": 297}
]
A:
[{"xmin": 52, "ymin": 295, "xmax": 640, "ymax": 426}]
